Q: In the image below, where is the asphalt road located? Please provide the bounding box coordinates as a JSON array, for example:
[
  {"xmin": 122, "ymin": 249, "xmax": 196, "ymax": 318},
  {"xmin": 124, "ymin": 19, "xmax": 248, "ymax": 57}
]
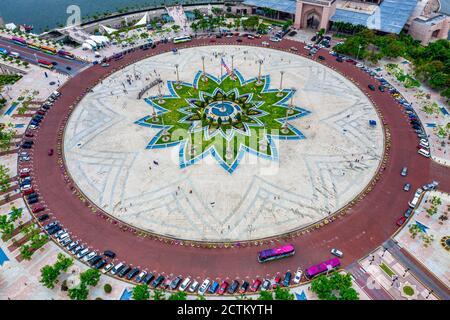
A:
[
  {"xmin": 0, "ymin": 36, "xmax": 88, "ymax": 76},
  {"xmin": 21, "ymin": 36, "xmax": 450, "ymax": 288}
]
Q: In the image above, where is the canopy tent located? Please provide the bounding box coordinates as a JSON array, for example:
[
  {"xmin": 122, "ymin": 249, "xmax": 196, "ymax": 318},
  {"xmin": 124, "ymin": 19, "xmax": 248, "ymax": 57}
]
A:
[
  {"xmin": 100, "ymin": 24, "xmax": 118, "ymax": 35},
  {"xmin": 90, "ymin": 35, "xmax": 110, "ymax": 45},
  {"xmin": 134, "ymin": 13, "xmax": 148, "ymax": 27},
  {"xmin": 81, "ymin": 43, "xmax": 93, "ymax": 50},
  {"xmin": 85, "ymin": 39, "xmax": 98, "ymax": 49},
  {"xmin": 5, "ymin": 23, "xmax": 17, "ymax": 30}
]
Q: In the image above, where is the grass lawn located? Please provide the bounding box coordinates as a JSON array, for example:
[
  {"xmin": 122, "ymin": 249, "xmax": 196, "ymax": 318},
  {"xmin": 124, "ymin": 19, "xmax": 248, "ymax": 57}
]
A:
[
  {"xmin": 379, "ymin": 263, "xmax": 396, "ymax": 278},
  {"xmin": 403, "ymin": 285, "xmax": 415, "ymax": 296}
]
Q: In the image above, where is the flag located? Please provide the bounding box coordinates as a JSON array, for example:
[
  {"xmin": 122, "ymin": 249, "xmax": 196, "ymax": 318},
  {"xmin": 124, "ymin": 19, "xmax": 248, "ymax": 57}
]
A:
[{"xmin": 221, "ymin": 58, "xmax": 235, "ymax": 80}]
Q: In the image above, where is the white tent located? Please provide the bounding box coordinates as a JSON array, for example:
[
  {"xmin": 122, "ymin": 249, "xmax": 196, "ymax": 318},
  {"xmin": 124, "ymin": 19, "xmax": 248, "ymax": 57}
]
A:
[
  {"xmin": 100, "ymin": 24, "xmax": 118, "ymax": 35},
  {"xmin": 90, "ymin": 35, "xmax": 110, "ymax": 45},
  {"xmin": 85, "ymin": 39, "xmax": 98, "ymax": 48},
  {"xmin": 81, "ymin": 43, "xmax": 93, "ymax": 50},
  {"xmin": 134, "ymin": 13, "xmax": 148, "ymax": 27},
  {"xmin": 5, "ymin": 23, "xmax": 17, "ymax": 30}
]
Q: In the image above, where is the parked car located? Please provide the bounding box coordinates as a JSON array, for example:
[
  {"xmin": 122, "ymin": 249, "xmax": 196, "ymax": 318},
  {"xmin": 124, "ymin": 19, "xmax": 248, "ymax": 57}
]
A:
[
  {"xmin": 228, "ymin": 280, "xmax": 239, "ymax": 294},
  {"xmin": 396, "ymin": 216, "xmax": 407, "ymax": 226},
  {"xmin": 94, "ymin": 259, "xmax": 107, "ymax": 269},
  {"xmin": 151, "ymin": 275, "xmax": 165, "ymax": 288},
  {"xmin": 188, "ymin": 280, "xmax": 199, "ymax": 293},
  {"xmin": 217, "ymin": 281, "xmax": 229, "ymax": 295},
  {"xmin": 331, "ymin": 248, "xmax": 344, "ymax": 258},
  {"xmin": 110, "ymin": 262, "xmax": 124, "ymax": 275},
  {"xmin": 76, "ymin": 248, "xmax": 90, "ymax": 259},
  {"xmin": 401, "ymin": 167, "xmax": 408, "ymax": 177},
  {"xmin": 118, "ymin": 266, "xmax": 131, "ymax": 278},
  {"xmin": 261, "ymin": 279, "xmax": 271, "ymax": 291},
  {"xmin": 208, "ymin": 281, "xmax": 220, "ymax": 294},
  {"xmin": 198, "ymin": 279, "xmax": 211, "ymax": 295},
  {"xmin": 48, "ymin": 149, "xmax": 54, "ymax": 156},
  {"xmin": 239, "ymin": 281, "xmax": 249, "ymax": 294},
  {"xmin": 31, "ymin": 204, "xmax": 45, "ymax": 213},
  {"xmin": 135, "ymin": 271, "xmax": 148, "ymax": 283},
  {"xmin": 170, "ymin": 276, "xmax": 182, "ymax": 290},
  {"xmin": 368, "ymin": 84, "xmax": 376, "ymax": 91},
  {"xmin": 403, "ymin": 183, "xmax": 411, "ymax": 192},
  {"xmin": 127, "ymin": 267, "xmax": 140, "ymax": 280},
  {"xmin": 250, "ymin": 279, "xmax": 262, "ymax": 292},
  {"xmin": 404, "ymin": 208, "xmax": 413, "ymax": 218},
  {"xmin": 89, "ymin": 255, "xmax": 102, "ymax": 266},
  {"xmin": 142, "ymin": 273, "xmax": 155, "ymax": 285},
  {"xmin": 179, "ymin": 277, "xmax": 191, "ymax": 291},
  {"xmin": 272, "ymin": 276, "xmax": 282, "ymax": 289},
  {"xmin": 283, "ymin": 272, "xmax": 292, "ymax": 287},
  {"xmin": 38, "ymin": 214, "xmax": 49, "ymax": 222},
  {"xmin": 103, "ymin": 250, "xmax": 116, "ymax": 258},
  {"xmin": 293, "ymin": 269, "xmax": 303, "ymax": 284}
]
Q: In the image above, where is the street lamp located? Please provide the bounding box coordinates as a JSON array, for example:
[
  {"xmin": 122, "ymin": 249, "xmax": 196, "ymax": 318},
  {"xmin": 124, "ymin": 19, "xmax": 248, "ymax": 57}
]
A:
[
  {"xmin": 288, "ymin": 87, "xmax": 296, "ymax": 114},
  {"xmin": 402, "ymin": 268, "xmax": 410, "ymax": 277},
  {"xmin": 426, "ymin": 290, "xmax": 433, "ymax": 299},
  {"xmin": 175, "ymin": 64, "xmax": 181, "ymax": 89},
  {"xmin": 356, "ymin": 44, "xmax": 362, "ymax": 60},
  {"xmin": 201, "ymin": 56, "xmax": 206, "ymax": 81},
  {"xmin": 256, "ymin": 59, "xmax": 264, "ymax": 86},
  {"xmin": 277, "ymin": 71, "xmax": 285, "ymax": 97},
  {"xmin": 231, "ymin": 54, "xmax": 235, "ymax": 77}
]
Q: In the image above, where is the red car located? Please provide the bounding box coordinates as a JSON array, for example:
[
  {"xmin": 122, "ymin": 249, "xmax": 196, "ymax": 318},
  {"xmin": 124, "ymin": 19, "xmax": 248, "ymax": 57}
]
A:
[
  {"xmin": 396, "ymin": 216, "xmax": 407, "ymax": 226},
  {"xmin": 217, "ymin": 281, "xmax": 229, "ymax": 295},
  {"xmin": 31, "ymin": 203, "xmax": 45, "ymax": 213},
  {"xmin": 209, "ymin": 39, "xmax": 216, "ymax": 43},
  {"xmin": 48, "ymin": 148, "xmax": 54, "ymax": 156},
  {"xmin": 36, "ymin": 110, "xmax": 46, "ymax": 116},
  {"xmin": 19, "ymin": 171, "xmax": 30, "ymax": 178},
  {"xmin": 25, "ymin": 132, "xmax": 34, "ymax": 138},
  {"xmin": 272, "ymin": 276, "xmax": 282, "ymax": 289},
  {"xmin": 22, "ymin": 188, "xmax": 34, "ymax": 195},
  {"xmin": 250, "ymin": 279, "xmax": 261, "ymax": 292}
]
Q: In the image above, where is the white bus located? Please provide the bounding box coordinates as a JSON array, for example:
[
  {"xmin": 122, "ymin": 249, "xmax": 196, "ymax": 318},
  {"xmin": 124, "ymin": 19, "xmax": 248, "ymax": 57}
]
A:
[{"xmin": 173, "ymin": 36, "xmax": 192, "ymax": 44}]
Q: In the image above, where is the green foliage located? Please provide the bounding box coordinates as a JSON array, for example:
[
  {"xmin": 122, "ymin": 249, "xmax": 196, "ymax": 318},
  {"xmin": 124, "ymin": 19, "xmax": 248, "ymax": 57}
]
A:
[
  {"xmin": 40, "ymin": 265, "xmax": 60, "ymax": 289},
  {"xmin": 54, "ymin": 253, "xmax": 73, "ymax": 272},
  {"xmin": 68, "ymin": 282, "xmax": 89, "ymax": 300},
  {"xmin": 132, "ymin": 284, "xmax": 150, "ymax": 300},
  {"xmin": 80, "ymin": 269, "xmax": 101, "ymax": 287},
  {"xmin": 152, "ymin": 288, "xmax": 166, "ymax": 300},
  {"xmin": 20, "ymin": 244, "xmax": 32, "ymax": 260},
  {"xmin": 0, "ymin": 123, "xmax": 16, "ymax": 152},
  {"xmin": 257, "ymin": 290, "xmax": 273, "ymax": 300},
  {"xmin": 242, "ymin": 16, "xmax": 260, "ymax": 31},
  {"xmin": 0, "ymin": 164, "xmax": 11, "ymax": 193},
  {"xmin": 104, "ymin": 283, "xmax": 112, "ymax": 293},
  {"xmin": 168, "ymin": 291, "xmax": 187, "ymax": 300},
  {"xmin": 274, "ymin": 286, "xmax": 294, "ymax": 300},
  {"xmin": 0, "ymin": 74, "xmax": 22, "ymax": 86},
  {"xmin": 310, "ymin": 272, "xmax": 359, "ymax": 300}
]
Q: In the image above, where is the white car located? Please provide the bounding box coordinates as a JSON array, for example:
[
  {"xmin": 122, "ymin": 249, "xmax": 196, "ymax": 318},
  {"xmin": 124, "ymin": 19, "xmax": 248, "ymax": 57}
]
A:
[
  {"xmin": 293, "ymin": 269, "xmax": 303, "ymax": 284},
  {"xmin": 179, "ymin": 277, "xmax": 191, "ymax": 291},
  {"xmin": 331, "ymin": 248, "xmax": 344, "ymax": 258},
  {"xmin": 76, "ymin": 248, "xmax": 89, "ymax": 259},
  {"xmin": 198, "ymin": 279, "xmax": 210, "ymax": 295},
  {"xmin": 29, "ymin": 124, "xmax": 38, "ymax": 130},
  {"xmin": 418, "ymin": 148, "xmax": 430, "ymax": 158},
  {"xmin": 82, "ymin": 251, "xmax": 96, "ymax": 262},
  {"xmin": 102, "ymin": 263, "xmax": 115, "ymax": 274},
  {"xmin": 269, "ymin": 37, "xmax": 281, "ymax": 42},
  {"xmin": 20, "ymin": 168, "xmax": 30, "ymax": 174},
  {"xmin": 188, "ymin": 280, "xmax": 199, "ymax": 293},
  {"xmin": 262, "ymin": 41, "xmax": 269, "ymax": 46}
]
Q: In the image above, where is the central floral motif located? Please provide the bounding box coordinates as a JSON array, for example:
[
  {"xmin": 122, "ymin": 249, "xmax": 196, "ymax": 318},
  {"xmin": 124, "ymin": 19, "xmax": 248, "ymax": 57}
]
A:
[{"xmin": 135, "ymin": 70, "xmax": 310, "ymax": 173}]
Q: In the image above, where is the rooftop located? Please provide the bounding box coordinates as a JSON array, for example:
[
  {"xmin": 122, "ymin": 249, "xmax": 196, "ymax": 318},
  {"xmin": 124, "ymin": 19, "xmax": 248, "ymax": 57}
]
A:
[
  {"xmin": 331, "ymin": 0, "xmax": 419, "ymax": 34},
  {"xmin": 243, "ymin": 0, "xmax": 297, "ymax": 14}
]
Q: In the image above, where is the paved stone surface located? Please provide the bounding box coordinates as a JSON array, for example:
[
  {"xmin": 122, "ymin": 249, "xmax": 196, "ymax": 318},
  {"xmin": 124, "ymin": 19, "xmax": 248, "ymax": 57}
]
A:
[
  {"xmin": 24, "ymin": 36, "xmax": 450, "ymax": 282},
  {"xmin": 63, "ymin": 45, "xmax": 383, "ymax": 242}
]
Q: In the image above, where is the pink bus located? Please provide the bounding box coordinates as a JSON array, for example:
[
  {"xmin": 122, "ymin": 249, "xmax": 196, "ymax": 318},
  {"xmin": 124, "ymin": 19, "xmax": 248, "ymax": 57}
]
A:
[
  {"xmin": 11, "ymin": 36, "xmax": 27, "ymax": 46},
  {"xmin": 305, "ymin": 258, "xmax": 341, "ymax": 279},
  {"xmin": 257, "ymin": 244, "xmax": 295, "ymax": 263}
]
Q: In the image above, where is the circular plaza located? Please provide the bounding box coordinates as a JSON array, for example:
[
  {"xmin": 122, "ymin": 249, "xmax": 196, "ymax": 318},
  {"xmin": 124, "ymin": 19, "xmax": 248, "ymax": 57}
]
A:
[{"xmin": 63, "ymin": 45, "xmax": 384, "ymax": 242}]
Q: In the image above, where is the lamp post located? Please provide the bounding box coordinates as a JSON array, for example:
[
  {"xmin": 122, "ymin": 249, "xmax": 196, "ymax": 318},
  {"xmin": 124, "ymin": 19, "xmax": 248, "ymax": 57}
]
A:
[
  {"xmin": 426, "ymin": 290, "xmax": 433, "ymax": 299},
  {"xmin": 356, "ymin": 44, "xmax": 362, "ymax": 60},
  {"xmin": 288, "ymin": 87, "xmax": 296, "ymax": 114},
  {"xmin": 231, "ymin": 54, "xmax": 235, "ymax": 77},
  {"xmin": 157, "ymin": 80, "xmax": 165, "ymax": 104},
  {"xmin": 402, "ymin": 268, "xmax": 410, "ymax": 277},
  {"xmin": 175, "ymin": 64, "xmax": 181, "ymax": 89},
  {"xmin": 201, "ymin": 56, "xmax": 206, "ymax": 81},
  {"xmin": 277, "ymin": 71, "xmax": 285, "ymax": 97},
  {"xmin": 256, "ymin": 59, "xmax": 263, "ymax": 86}
]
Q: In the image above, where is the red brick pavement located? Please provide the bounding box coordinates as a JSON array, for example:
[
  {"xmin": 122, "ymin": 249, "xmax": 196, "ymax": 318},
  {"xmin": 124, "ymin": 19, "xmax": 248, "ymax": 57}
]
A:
[{"xmin": 22, "ymin": 36, "xmax": 450, "ymax": 281}]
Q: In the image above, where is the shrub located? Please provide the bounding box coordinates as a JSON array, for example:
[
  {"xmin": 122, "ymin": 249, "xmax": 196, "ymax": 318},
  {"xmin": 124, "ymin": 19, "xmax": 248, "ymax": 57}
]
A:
[{"xmin": 104, "ymin": 283, "xmax": 112, "ymax": 293}]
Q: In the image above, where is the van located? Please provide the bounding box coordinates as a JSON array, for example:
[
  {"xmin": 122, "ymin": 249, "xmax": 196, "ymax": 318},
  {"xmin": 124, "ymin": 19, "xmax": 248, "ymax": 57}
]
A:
[
  {"xmin": 110, "ymin": 262, "xmax": 124, "ymax": 275},
  {"xmin": 10, "ymin": 52, "xmax": 20, "ymax": 58},
  {"xmin": 418, "ymin": 148, "xmax": 430, "ymax": 158},
  {"xmin": 179, "ymin": 277, "xmax": 191, "ymax": 291},
  {"xmin": 408, "ymin": 194, "xmax": 421, "ymax": 208}
]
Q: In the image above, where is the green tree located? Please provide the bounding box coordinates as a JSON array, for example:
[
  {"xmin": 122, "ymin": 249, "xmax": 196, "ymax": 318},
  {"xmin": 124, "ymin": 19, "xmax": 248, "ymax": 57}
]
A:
[
  {"xmin": 40, "ymin": 265, "xmax": 60, "ymax": 289},
  {"xmin": 258, "ymin": 290, "xmax": 273, "ymax": 300},
  {"xmin": 132, "ymin": 284, "xmax": 150, "ymax": 300},
  {"xmin": 0, "ymin": 164, "xmax": 11, "ymax": 193},
  {"xmin": 0, "ymin": 123, "xmax": 16, "ymax": 152},
  {"xmin": 20, "ymin": 244, "xmax": 33, "ymax": 260},
  {"xmin": 104, "ymin": 283, "xmax": 112, "ymax": 293},
  {"xmin": 168, "ymin": 291, "xmax": 187, "ymax": 300},
  {"xmin": 80, "ymin": 269, "xmax": 101, "ymax": 287},
  {"xmin": 274, "ymin": 286, "xmax": 294, "ymax": 300},
  {"xmin": 68, "ymin": 282, "xmax": 89, "ymax": 300},
  {"xmin": 310, "ymin": 272, "xmax": 359, "ymax": 300},
  {"xmin": 54, "ymin": 253, "xmax": 73, "ymax": 272},
  {"xmin": 152, "ymin": 288, "xmax": 166, "ymax": 300}
]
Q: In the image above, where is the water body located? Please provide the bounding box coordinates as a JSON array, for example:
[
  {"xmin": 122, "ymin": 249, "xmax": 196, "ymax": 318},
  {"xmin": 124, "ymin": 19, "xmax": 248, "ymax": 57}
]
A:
[{"xmin": 0, "ymin": 0, "xmax": 221, "ymax": 34}]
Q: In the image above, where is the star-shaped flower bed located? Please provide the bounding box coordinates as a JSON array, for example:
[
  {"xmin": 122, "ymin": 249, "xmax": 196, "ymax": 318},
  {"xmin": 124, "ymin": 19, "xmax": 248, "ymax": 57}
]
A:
[{"xmin": 135, "ymin": 70, "xmax": 310, "ymax": 173}]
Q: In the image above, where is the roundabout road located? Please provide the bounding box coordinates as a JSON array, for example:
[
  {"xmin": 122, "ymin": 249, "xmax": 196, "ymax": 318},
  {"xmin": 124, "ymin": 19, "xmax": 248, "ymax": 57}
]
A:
[{"xmin": 24, "ymin": 36, "xmax": 450, "ymax": 282}]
